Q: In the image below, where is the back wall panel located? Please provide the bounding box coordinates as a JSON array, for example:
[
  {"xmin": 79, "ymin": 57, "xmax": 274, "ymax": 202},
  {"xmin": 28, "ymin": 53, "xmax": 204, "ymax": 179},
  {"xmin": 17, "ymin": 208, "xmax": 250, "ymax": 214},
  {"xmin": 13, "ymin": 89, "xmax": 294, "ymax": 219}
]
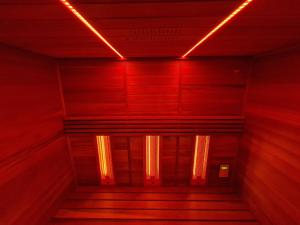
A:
[{"xmin": 59, "ymin": 59, "xmax": 251, "ymax": 117}]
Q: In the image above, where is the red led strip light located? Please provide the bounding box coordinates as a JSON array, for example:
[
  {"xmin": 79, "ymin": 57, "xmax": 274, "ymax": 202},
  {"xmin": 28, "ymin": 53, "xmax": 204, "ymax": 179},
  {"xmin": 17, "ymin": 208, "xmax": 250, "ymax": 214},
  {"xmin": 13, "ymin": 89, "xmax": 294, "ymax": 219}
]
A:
[
  {"xmin": 59, "ymin": 0, "xmax": 125, "ymax": 59},
  {"xmin": 181, "ymin": 0, "xmax": 254, "ymax": 59}
]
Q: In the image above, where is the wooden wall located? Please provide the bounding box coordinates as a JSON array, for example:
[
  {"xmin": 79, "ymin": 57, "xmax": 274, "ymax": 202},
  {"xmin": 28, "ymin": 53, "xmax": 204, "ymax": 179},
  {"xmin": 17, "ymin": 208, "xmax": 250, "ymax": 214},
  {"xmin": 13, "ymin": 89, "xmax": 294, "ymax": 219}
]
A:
[
  {"xmin": 58, "ymin": 58, "xmax": 250, "ymax": 187},
  {"xmin": 59, "ymin": 58, "xmax": 251, "ymax": 116},
  {"xmin": 0, "ymin": 45, "xmax": 75, "ymax": 225},
  {"xmin": 69, "ymin": 134, "xmax": 241, "ymax": 187},
  {"xmin": 237, "ymin": 47, "xmax": 300, "ymax": 225}
]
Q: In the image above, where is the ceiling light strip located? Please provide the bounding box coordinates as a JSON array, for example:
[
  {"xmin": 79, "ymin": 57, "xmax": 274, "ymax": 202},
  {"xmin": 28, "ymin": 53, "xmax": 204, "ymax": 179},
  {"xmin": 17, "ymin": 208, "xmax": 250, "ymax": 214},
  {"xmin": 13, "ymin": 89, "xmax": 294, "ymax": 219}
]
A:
[
  {"xmin": 181, "ymin": 0, "xmax": 254, "ymax": 58},
  {"xmin": 59, "ymin": 0, "xmax": 125, "ymax": 59}
]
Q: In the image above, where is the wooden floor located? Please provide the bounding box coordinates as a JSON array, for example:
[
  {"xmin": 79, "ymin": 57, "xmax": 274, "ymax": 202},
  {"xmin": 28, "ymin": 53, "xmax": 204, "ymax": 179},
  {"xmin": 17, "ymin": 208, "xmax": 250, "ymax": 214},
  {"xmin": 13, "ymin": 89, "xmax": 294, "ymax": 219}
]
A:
[{"xmin": 51, "ymin": 187, "xmax": 260, "ymax": 225}]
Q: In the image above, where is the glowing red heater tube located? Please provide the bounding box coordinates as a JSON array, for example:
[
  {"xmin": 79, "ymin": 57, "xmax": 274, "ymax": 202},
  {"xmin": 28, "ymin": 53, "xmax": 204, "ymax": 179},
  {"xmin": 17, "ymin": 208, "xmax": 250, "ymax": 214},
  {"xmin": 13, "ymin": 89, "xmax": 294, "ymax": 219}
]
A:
[{"xmin": 145, "ymin": 136, "xmax": 160, "ymax": 185}]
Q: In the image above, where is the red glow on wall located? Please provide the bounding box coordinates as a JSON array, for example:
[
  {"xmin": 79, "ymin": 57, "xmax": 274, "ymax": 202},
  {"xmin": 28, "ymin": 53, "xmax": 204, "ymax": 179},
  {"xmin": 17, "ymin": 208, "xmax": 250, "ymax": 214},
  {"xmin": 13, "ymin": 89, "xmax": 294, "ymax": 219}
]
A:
[
  {"xmin": 145, "ymin": 136, "xmax": 160, "ymax": 185},
  {"xmin": 192, "ymin": 136, "xmax": 210, "ymax": 185},
  {"xmin": 181, "ymin": 0, "xmax": 254, "ymax": 59},
  {"xmin": 96, "ymin": 136, "xmax": 114, "ymax": 185},
  {"xmin": 59, "ymin": 0, "xmax": 125, "ymax": 59}
]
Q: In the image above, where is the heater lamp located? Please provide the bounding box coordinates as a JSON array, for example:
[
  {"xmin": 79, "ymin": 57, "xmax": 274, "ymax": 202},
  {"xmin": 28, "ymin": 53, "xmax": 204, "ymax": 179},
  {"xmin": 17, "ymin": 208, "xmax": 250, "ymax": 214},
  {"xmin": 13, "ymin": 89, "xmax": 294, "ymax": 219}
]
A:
[
  {"xmin": 96, "ymin": 136, "xmax": 114, "ymax": 185},
  {"xmin": 192, "ymin": 136, "xmax": 210, "ymax": 185},
  {"xmin": 145, "ymin": 136, "xmax": 160, "ymax": 185}
]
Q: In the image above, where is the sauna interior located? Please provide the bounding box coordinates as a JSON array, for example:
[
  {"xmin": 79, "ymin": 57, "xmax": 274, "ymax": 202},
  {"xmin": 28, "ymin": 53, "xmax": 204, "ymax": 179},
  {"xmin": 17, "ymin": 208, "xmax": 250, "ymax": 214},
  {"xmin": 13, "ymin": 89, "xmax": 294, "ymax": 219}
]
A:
[{"xmin": 1, "ymin": 0, "xmax": 299, "ymax": 225}]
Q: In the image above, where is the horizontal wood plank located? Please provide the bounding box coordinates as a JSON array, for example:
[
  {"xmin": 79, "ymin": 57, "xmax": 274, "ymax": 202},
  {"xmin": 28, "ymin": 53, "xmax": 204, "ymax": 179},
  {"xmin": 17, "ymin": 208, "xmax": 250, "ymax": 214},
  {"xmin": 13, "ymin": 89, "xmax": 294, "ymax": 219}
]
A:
[
  {"xmin": 74, "ymin": 186, "xmax": 235, "ymax": 194},
  {"xmin": 61, "ymin": 199, "xmax": 248, "ymax": 210},
  {"xmin": 52, "ymin": 187, "xmax": 258, "ymax": 224},
  {"xmin": 67, "ymin": 192, "xmax": 241, "ymax": 201},
  {"xmin": 52, "ymin": 220, "xmax": 260, "ymax": 225},
  {"xmin": 54, "ymin": 208, "xmax": 256, "ymax": 221},
  {"xmin": 64, "ymin": 117, "xmax": 244, "ymax": 135}
]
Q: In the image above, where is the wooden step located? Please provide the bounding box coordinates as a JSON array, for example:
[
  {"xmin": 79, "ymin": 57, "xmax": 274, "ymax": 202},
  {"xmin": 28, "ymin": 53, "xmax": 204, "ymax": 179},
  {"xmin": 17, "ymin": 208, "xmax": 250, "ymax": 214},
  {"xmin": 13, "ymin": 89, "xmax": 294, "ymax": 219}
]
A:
[
  {"xmin": 62, "ymin": 199, "xmax": 248, "ymax": 210},
  {"xmin": 51, "ymin": 187, "xmax": 259, "ymax": 225},
  {"xmin": 74, "ymin": 186, "xmax": 235, "ymax": 194},
  {"xmin": 54, "ymin": 208, "xmax": 256, "ymax": 221},
  {"xmin": 52, "ymin": 221, "xmax": 260, "ymax": 225},
  {"xmin": 67, "ymin": 192, "xmax": 240, "ymax": 201}
]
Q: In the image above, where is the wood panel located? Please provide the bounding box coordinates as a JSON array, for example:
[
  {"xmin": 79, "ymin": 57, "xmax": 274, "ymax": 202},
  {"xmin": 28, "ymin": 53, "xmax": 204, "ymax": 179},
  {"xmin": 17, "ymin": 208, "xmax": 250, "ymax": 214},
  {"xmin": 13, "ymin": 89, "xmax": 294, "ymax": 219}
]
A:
[
  {"xmin": 67, "ymin": 192, "xmax": 240, "ymax": 201},
  {"xmin": 68, "ymin": 134, "xmax": 241, "ymax": 187},
  {"xmin": 177, "ymin": 136, "xmax": 194, "ymax": 185},
  {"xmin": 52, "ymin": 221, "xmax": 259, "ymax": 225},
  {"xmin": 110, "ymin": 136, "xmax": 130, "ymax": 185},
  {"xmin": 69, "ymin": 135, "xmax": 99, "ymax": 186},
  {"xmin": 59, "ymin": 59, "xmax": 250, "ymax": 117},
  {"xmin": 51, "ymin": 187, "xmax": 259, "ymax": 225},
  {"xmin": 60, "ymin": 62, "xmax": 127, "ymax": 116},
  {"xmin": 208, "ymin": 135, "xmax": 241, "ymax": 186},
  {"xmin": 73, "ymin": 186, "xmax": 235, "ymax": 193},
  {"xmin": 61, "ymin": 57, "xmax": 249, "ymax": 188},
  {"xmin": 190, "ymin": 0, "xmax": 300, "ymax": 57},
  {"xmin": 126, "ymin": 61, "xmax": 179, "ymax": 114},
  {"xmin": 64, "ymin": 116, "xmax": 245, "ymax": 134},
  {"xmin": 128, "ymin": 137, "xmax": 144, "ymax": 185},
  {"xmin": 237, "ymin": 47, "xmax": 300, "ymax": 225},
  {"xmin": 0, "ymin": 1, "xmax": 237, "ymax": 57},
  {"xmin": 0, "ymin": 44, "xmax": 74, "ymax": 225},
  {"xmin": 0, "ymin": 1, "xmax": 299, "ymax": 58},
  {"xmin": 160, "ymin": 136, "xmax": 177, "ymax": 185}
]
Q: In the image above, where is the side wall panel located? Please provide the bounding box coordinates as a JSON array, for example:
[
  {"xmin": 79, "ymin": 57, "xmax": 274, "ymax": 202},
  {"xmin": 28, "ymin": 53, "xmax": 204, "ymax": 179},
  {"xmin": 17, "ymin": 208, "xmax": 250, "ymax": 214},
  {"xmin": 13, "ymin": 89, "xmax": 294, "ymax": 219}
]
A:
[
  {"xmin": 0, "ymin": 45, "xmax": 75, "ymax": 225},
  {"xmin": 237, "ymin": 48, "xmax": 300, "ymax": 225}
]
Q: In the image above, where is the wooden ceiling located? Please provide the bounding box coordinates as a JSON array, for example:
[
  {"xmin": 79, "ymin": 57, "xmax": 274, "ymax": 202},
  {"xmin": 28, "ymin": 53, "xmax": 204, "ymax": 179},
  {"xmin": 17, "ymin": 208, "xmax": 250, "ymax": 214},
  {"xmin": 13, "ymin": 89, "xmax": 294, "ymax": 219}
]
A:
[{"xmin": 0, "ymin": 0, "xmax": 299, "ymax": 58}]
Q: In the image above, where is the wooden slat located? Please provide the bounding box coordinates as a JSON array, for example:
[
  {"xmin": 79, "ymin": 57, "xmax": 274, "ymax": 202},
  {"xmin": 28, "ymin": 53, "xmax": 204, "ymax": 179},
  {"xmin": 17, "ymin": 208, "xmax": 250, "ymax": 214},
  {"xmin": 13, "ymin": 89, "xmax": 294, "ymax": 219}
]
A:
[
  {"xmin": 0, "ymin": 0, "xmax": 299, "ymax": 57},
  {"xmin": 160, "ymin": 136, "xmax": 177, "ymax": 185},
  {"xmin": 69, "ymin": 133, "xmax": 242, "ymax": 187},
  {"xmin": 60, "ymin": 60, "xmax": 249, "ymax": 117},
  {"xmin": 64, "ymin": 116, "xmax": 244, "ymax": 134},
  {"xmin": 52, "ymin": 187, "xmax": 258, "ymax": 224},
  {"xmin": 61, "ymin": 199, "xmax": 248, "ymax": 210},
  {"xmin": 110, "ymin": 137, "xmax": 130, "ymax": 185},
  {"xmin": 237, "ymin": 47, "xmax": 300, "ymax": 225},
  {"xmin": 54, "ymin": 208, "xmax": 256, "ymax": 221},
  {"xmin": 74, "ymin": 186, "xmax": 235, "ymax": 194},
  {"xmin": 52, "ymin": 221, "xmax": 260, "ymax": 225},
  {"xmin": 177, "ymin": 136, "xmax": 194, "ymax": 185},
  {"xmin": 0, "ymin": 44, "xmax": 74, "ymax": 225},
  {"xmin": 67, "ymin": 192, "xmax": 241, "ymax": 201}
]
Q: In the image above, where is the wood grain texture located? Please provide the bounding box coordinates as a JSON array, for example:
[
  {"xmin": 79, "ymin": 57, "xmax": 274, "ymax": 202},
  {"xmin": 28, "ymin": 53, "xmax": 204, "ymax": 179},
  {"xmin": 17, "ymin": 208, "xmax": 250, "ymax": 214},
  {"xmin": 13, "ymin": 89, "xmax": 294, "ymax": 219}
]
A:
[
  {"xmin": 0, "ymin": 1, "xmax": 299, "ymax": 58},
  {"xmin": 0, "ymin": 44, "xmax": 74, "ymax": 225},
  {"xmin": 237, "ymin": 47, "xmax": 300, "ymax": 225},
  {"xmin": 68, "ymin": 134, "xmax": 240, "ymax": 186},
  {"xmin": 62, "ymin": 59, "xmax": 248, "ymax": 186},
  {"xmin": 64, "ymin": 116, "xmax": 245, "ymax": 134},
  {"xmin": 51, "ymin": 187, "xmax": 259, "ymax": 225},
  {"xmin": 59, "ymin": 59, "xmax": 250, "ymax": 116},
  {"xmin": 51, "ymin": 221, "xmax": 259, "ymax": 225}
]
